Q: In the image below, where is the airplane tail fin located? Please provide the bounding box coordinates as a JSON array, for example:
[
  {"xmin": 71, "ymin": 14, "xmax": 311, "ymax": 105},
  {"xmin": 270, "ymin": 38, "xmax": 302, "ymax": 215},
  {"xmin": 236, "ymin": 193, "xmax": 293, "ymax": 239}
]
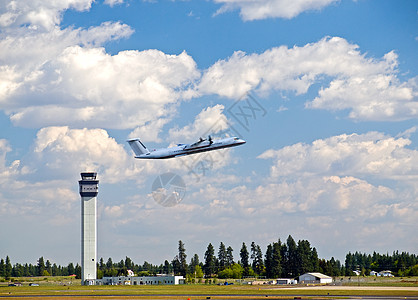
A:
[{"xmin": 127, "ymin": 138, "xmax": 150, "ymax": 157}]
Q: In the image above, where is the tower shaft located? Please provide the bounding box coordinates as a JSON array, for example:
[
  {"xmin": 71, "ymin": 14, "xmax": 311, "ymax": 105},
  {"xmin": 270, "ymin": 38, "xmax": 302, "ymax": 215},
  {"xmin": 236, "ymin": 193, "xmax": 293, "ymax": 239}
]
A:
[{"xmin": 79, "ymin": 172, "xmax": 99, "ymax": 285}]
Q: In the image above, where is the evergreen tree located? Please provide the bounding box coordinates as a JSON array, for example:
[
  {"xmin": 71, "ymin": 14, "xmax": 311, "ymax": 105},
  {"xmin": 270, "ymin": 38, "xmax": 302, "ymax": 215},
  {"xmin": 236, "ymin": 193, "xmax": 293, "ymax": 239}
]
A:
[
  {"xmin": 99, "ymin": 258, "xmax": 105, "ymax": 271},
  {"xmin": 204, "ymin": 243, "xmax": 216, "ymax": 277},
  {"xmin": 265, "ymin": 244, "xmax": 273, "ymax": 278},
  {"xmin": 171, "ymin": 255, "xmax": 181, "ymax": 275},
  {"xmin": 75, "ymin": 264, "xmax": 81, "ymax": 279},
  {"xmin": 296, "ymin": 240, "xmax": 312, "ymax": 275},
  {"xmin": 265, "ymin": 242, "xmax": 282, "ymax": 278},
  {"xmin": 12, "ymin": 263, "xmax": 23, "ymax": 277},
  {"xmin": 163, "ymin": 260, "xmax": 171, "ymax": 274},
  {"xmin": 271, "ymin": 242, "xmax": 282, "ymax": 277},
  {"xmin": 46, "ymin": 259, "xmax": 52, "ymax": 276},
  {"xmin": 331, "ymin": 257, "xmax": 341, "ymax": 276},
  {"xmin": 0, "ymin": 258, "xmax": 5, "ymax": 278},
  {"xmin": 178, "ymin": 240, "xmax": 187, "ymax": 277},
  {"xmin": 52, "ymin": 263, "xmax": 60, "ymax": 276},
  {"xmin": 106, "ymin": 258, "xmax": 113, "ymax": 270},
  {"xmin": 251, "ymin": 242, "xmax": 264, "ymax": 275},
  {"xmin": 285, "ymin": 235, "xmax": 297, "ymax": 277},
  {"xmin": 279, "ymin": 240, "xmax": 287, "ymax": 275},
  {"xmin": 67, "ymin": 262, "xmax": 75, "ymax": 276},
  {"xmin": 5, "ymin": 257, "xmax": 12, "ymax": 279},
  {"xmin": 311, "ymin": 247, "xmax": 320, "ymax": 272},
  {"xmin": 189, "ymin": 254, "xmax": 200, "ymax": 274},
  {"xmin": 240, "ymin": 242, "xmax": 250, "ymax": 276},
  {"xmin": 345, "ymin": 252, "xmax": 354, "ymax": 275},
  {"xmin": 255, "ymin": 245, "xmax": 264, "ymax": 275},
  {"xmin": 226, "ymin": 246, "xmax": 234, "ymax": 267},
  {"xmin": 23, "ymin": 263, "xmax": 31, "ymax": 277},
  {"xmin": 250, "ymin": 242, "xmax": 258, "ymax": 271},
  {"xmin": 37, "ymin": 257, "xmax": 45, "ymax": 276},
  {"xmin": 218, "ymin": 242, "xmax": 227, "ymax": 271},
  {"xmin": 125, "ymin": 256, "xmax": 134, "ymax": 270}
]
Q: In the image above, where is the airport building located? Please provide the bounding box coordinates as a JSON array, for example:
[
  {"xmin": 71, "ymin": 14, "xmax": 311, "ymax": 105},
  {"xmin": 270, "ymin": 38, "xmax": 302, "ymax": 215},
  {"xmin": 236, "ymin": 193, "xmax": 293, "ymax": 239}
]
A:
[
  {"xmin": 298, "ymin": 272, "xmax": 332, "ymax": 284},
  {"xmin": 97, "ymin": 275, "xmax": 185, "ymax": 285}
]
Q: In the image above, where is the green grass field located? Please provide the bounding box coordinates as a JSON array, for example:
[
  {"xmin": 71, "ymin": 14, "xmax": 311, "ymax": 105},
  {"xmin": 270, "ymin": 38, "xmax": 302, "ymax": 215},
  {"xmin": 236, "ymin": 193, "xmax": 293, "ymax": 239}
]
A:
[{"xmin": 1, "ymin": 276, "xmax": 417, "ymax": 299}]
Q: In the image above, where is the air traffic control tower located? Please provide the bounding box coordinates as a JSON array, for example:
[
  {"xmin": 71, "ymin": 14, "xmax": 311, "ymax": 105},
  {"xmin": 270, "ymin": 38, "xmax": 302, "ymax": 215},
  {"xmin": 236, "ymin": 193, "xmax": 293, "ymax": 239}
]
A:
[{"xmin": 79, "ymin": 172, "xmax": 99, "ymax": 285}]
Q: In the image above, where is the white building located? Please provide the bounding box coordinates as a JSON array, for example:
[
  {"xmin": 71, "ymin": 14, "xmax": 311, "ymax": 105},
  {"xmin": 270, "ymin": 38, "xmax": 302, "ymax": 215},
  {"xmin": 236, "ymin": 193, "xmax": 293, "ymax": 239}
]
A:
[
  {"xmin": 299, "ymin": 272, "xmax": 332, "ymax": 284},
  {"xmin": 98, "ymin": 275, "xmax": 185, "ymax": 285},
  {"xmin": 276, "ymin": 278, "xmax": 297, "ymax": 285},
  {"xmin": 379, "ymin": 270, "xmax": 394, "ymax": 277}
]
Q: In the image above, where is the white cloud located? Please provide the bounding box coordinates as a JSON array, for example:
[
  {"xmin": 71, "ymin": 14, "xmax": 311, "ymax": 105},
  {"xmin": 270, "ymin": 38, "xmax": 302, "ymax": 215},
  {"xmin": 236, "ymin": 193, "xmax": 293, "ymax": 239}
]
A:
[
  {"xmin": 308, "ymin": 72, "xmax": 418, "ymax": 121},
  {"xmin": 128, "ymin": 118, "xmax": 172, "ymax": 143},
  {"xmin": 258, "ymin": 131, "xmax": 418, "ymax": 180},
  {"xmin": 213, "ymin": 0, "xmax": 339, "ymax": 20},
  {"xmin": 0, "ymin": 138, "xmax": 81, "ymax": 227},
  {"xmin": 249, "ymin": 129, "xmax": 418, "ymax": 254},
  {"xmin": 168, "ymin": 104, "xmax": 229, "ymax": 142},
  {"xmin": 0, "ymin": 1, "xmax": 199, "ymax": 130},
  {"xmin": 104, "ymin": 0, "xmax": 124, "ymax": 7},
  {"xmin": 0, "ymin": 0, "xmax": 94, "ymax": 30},
  {"xmin": 32, "ymin": 126, "xmax": 141, "ymax": 183},
  {"xmin": 199, "ymin": 37, "xmax": 418, "ymax": 121},
  {"xmin": 135, "ymin": 172, "xmax": 413, "ymax": 260},
  {"xmin": 0, "ymin": 139, "xmax": 20, "ymax": 184},
  {"xmin": 104, "ymin": 205, "xmax": 124, "ymax": 218},
  {"xmin": 2, "ymin": 46, "xmax": 199, "ymax": 129}
]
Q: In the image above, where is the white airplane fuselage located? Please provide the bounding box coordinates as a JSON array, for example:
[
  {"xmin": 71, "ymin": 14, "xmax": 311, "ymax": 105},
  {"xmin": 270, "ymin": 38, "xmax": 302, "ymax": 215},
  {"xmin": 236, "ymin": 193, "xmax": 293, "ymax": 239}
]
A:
[{"xmin": 128, "ymin": 137, "xmax": 246, "ymax": 159}]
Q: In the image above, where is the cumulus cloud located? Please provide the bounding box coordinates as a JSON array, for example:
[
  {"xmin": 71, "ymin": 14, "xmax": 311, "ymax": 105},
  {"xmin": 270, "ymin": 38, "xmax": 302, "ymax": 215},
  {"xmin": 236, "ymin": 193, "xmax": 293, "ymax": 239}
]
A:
[
  {"xmin": 0, "ymin": 0, "xmax": 94, "ymax": 30},
  {"xmin": 0, "ymin": 137, "xmax": 80, "ymax": 229},
  {"xmin": 32, "ymin": 126, "xmax": 141, "ymax": 183},
  {"xmin": 188, "ymin": 176, "xmax": 396, "ymax": 221},
  {"xmin": 169, "ymin": 104, "xmax": 229, "ymax": 142},
  {"xmin": 246, "ymin": 129, "xmax": 417, "ymax": 252},
  {"xmin": 2, "ymin": 45, "xmax": 198, "ymax": 129},
  {"xmin": 0, "ymin": 139, "xmax": 20, "ymax": 184},
  {"xmin": 137, "ymin": 172, "xmax": 412, "ymax": 259},
  {"xmin": 213, "ymin": 0, "xmax": 339, "ymax": 21},
  {"xmin": 198, "ymin": 37, "xmax": 418, "ymax": 121},
  {"xmin": 258, "ymin": 131, "xmax": 418, "ymax": 180},
  {"xmin": 0, "ymin": 1, "xmax": 199, "ymax": 131}
]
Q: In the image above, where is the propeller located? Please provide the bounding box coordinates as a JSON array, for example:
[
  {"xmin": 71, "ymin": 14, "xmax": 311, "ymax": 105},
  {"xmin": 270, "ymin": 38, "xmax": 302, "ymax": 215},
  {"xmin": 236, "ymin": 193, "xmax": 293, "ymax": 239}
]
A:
[{"xmin": 208, "ymin": 135, "xmax": 213, "ymax": 145}]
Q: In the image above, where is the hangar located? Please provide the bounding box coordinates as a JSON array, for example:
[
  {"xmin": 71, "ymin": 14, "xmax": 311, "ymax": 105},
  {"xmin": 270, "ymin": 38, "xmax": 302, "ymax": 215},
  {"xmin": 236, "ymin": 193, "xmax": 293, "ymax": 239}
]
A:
[{"xmin": 298, "ymin": 272, "xmax": 332, "ymax": 284}]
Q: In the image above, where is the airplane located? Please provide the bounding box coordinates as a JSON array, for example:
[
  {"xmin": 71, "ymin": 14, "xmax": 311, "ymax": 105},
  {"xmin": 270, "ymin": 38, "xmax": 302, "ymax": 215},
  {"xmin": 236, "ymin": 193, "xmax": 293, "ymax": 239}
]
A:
[{"xmin": 127, "ymin": 136, "xmax": 246, "ymax": 159}]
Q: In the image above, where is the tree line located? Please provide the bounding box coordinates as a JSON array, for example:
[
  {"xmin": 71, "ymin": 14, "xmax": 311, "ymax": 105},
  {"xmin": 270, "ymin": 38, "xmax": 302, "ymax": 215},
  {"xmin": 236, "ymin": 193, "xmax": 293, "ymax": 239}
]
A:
[
  {"xmin": 1, "ymin": 235, "xmax": 417, "ymax": 280},
  {"xmin": 344, "ymin": 251, "xmax": 418, "ymax": 277},
  {"xmin": 0, "ymin": 256, "xmax": 81, "ymax": 280}
]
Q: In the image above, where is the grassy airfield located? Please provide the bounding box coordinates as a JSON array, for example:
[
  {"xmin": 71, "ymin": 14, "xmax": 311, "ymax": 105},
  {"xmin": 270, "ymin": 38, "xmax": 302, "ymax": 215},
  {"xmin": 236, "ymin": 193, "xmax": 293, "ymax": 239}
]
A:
[{"xmin": 1, "ymin": 276, "xmax": 417, "ymax": 299}]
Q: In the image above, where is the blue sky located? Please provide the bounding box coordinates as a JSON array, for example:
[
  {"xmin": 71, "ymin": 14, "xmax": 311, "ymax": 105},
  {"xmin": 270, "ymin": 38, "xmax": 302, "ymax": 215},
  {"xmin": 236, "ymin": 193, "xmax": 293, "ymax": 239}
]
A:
[{"xmin": 0, "ymin": 0, "xmax": 417, "ymax": 267}]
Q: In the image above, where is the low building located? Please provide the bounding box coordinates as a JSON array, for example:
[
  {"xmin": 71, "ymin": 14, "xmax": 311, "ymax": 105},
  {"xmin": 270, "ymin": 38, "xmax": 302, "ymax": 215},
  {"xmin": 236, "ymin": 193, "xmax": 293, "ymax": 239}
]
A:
[
  {"xmin": 97, "ymin": 275, "xmax": 185, "ymax": 285},
  {"xmin": 276, "ymin": 278, "xmax": 297, "ymax": 285},
  {"xmin": 299, "ymin": 272, "xmax": 332, "ymax": 284},
  {"xmin": 379, "ymin": 270, "xmax": 394, "ymax": 277}
]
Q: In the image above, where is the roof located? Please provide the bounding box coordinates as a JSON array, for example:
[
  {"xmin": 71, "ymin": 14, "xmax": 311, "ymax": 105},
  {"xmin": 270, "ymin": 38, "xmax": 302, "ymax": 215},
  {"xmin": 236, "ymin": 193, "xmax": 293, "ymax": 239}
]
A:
[{"xmin": 302, "ymin": 272, "xmax": 332, "ymax": 279}]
